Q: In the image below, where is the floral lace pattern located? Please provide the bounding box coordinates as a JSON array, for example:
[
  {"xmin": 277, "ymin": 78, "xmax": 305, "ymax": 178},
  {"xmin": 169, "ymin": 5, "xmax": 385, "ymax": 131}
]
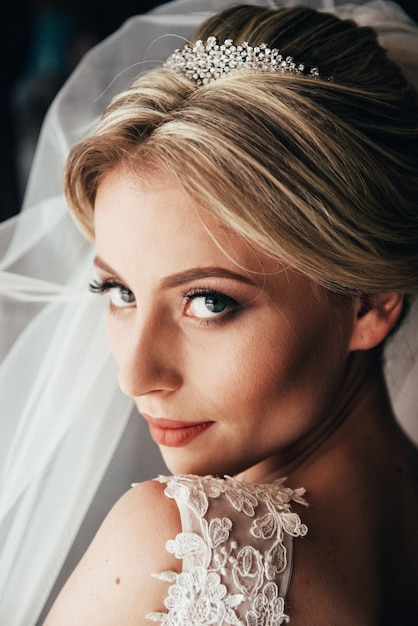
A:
[{"xmin": 146, "ymin": 475, "xmax": 308, "ymax": 625}]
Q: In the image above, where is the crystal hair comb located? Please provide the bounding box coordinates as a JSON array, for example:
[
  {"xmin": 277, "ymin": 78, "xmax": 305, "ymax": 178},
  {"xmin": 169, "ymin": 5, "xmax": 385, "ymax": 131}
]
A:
[{"xmin": 164, "ymin": 36, "xmax": 320, "ymax": 86}]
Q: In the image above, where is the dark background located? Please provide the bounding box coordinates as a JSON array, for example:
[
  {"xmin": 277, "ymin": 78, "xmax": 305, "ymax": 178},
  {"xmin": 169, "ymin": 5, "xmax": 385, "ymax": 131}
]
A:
[
  {"xmin": 2, "ymin": 0, "xmax": 417, "ymax": 222},
  {"xmin": 2, "ymin": 0, "xmax": 167, "ymax": 222}
]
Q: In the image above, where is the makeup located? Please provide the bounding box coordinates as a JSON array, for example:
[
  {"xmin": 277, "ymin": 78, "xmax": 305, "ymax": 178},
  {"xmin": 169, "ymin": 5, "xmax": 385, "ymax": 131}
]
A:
[{"xmin": 142, "ymin": 414, "xmax": 214, "ymax": 447}]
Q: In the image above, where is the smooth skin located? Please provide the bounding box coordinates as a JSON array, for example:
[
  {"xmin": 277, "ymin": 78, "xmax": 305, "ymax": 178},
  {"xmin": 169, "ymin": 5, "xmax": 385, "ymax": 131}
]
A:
[{"xmin": 44, "ymin": 167, "xmax": 418, "ymax": 625}]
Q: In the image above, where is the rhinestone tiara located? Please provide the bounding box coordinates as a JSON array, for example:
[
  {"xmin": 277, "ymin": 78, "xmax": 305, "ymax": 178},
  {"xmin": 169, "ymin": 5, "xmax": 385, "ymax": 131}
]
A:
[{"xmin": 164, "ymin": 36, "xmax": 320, "ymax": 86}]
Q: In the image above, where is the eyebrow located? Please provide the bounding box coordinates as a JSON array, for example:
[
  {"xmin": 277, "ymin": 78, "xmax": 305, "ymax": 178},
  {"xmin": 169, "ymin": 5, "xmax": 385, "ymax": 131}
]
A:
[
  {"xmin": 93, "ymin": 256, "xmax": 257, "ymax": 288},
  {"xmin": 161, "ymin": 267, "xmax": 257, "ymax": 289}
]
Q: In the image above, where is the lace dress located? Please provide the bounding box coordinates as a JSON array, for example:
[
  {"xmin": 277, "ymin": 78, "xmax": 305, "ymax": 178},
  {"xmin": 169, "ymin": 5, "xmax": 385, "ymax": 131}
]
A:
[{"xmin": 146, "ymin": 474, "xmax": 308, "ymax": 625}]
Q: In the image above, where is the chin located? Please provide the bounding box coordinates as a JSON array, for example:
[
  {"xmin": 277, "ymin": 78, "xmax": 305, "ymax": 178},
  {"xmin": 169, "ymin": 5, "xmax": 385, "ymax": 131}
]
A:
[
  {"xmin": 160, "ymin": 448, "xmax": 247, "ymax": 478},
  {"xmin": 162, "ymin": 454, "xmax": 218, "ymax": 477}
]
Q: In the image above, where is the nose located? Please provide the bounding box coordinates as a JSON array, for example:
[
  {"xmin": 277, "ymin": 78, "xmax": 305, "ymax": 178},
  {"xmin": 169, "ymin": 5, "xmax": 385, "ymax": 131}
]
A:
[{"xmin": 108, "ymin": 309, "xmax": 183, "ymax": 398}]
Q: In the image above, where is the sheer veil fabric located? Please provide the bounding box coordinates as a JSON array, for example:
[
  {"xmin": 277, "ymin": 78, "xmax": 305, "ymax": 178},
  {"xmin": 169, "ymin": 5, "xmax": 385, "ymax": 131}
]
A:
[{"xmin": 0, "ymin": 0, "xmax": 417, "ymax": 623}]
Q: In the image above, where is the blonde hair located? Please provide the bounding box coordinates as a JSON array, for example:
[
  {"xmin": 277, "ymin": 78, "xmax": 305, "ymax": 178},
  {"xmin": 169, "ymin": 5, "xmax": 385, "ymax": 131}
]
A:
[{"xmin": 65, "ymin": 4, "xmax": 418, "ymax": 296}]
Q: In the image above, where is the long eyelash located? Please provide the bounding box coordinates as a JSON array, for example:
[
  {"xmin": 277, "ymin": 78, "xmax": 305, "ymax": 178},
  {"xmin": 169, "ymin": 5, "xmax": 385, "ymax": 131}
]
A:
[
  {"xmin": 89, "ymin": 278, "xmax": 120, "ymax": 294},
  {"xmin": 183, "ymin": 287, "xmax": 240, "ymax": 309}
]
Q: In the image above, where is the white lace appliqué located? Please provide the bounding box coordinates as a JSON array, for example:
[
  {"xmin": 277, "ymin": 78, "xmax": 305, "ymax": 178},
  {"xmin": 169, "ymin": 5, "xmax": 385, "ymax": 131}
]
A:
[{"xmin": 146, "ymin": 475, "xmax": 308, "ymax": 625}]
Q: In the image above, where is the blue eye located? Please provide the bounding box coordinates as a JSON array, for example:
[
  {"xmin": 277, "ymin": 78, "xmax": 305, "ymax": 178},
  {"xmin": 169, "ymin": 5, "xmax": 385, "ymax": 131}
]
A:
[
  {"xmin": 185, "ymin": 289, "xmax": 239, "ymax": 319},
  {"xmin": 89, "ymin": 279, "xmax": 136, "ymax": 308},
  {"xmin": 109, "ymin": 286, "xmax": 135, "ymax": 307}
]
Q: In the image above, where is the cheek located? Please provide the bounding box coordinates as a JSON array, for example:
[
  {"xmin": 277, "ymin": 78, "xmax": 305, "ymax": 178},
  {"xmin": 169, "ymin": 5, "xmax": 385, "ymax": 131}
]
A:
[
  {"xmin": 105, "ymin": 315, "xmax": 132, "ymax": 371},
  {"xmin": 105, "ymin": 316, "xmax": 119, "ymax": 360},
  {"xmin": 209, "ymin": 315, "xmax": 350, "ymax": 419},
  {"xmin": 181, "ymin": 330, "xmax": 285, "ymax": 412}
]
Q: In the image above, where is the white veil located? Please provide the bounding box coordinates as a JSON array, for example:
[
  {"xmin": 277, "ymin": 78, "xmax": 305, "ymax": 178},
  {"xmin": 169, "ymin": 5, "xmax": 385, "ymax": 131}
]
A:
[{"xmin": 0, "ymin": 1, "xmax": 417, "ymax": 623}]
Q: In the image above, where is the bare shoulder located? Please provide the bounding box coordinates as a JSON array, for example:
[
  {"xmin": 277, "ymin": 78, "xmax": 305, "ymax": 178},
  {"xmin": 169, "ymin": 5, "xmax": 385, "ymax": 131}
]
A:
[
  {"xmin": 287, "ymin": 435, "xmax": 418, "ymax": 625},
  {"xmin": 44, "ymin": 480, "xmax": 181, "ymax": 626}
]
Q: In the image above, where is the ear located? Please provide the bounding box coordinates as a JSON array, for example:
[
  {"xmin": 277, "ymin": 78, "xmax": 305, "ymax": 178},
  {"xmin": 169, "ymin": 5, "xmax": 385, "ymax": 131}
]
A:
[{"xmin": 348, "ymin": 292, "xmax": 404, "ymax": 352}]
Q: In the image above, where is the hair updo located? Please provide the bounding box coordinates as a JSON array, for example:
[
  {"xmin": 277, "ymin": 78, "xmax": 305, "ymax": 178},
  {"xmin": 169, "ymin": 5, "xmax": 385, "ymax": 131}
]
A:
[{"xmin": 65, "ymin": 4, "xmax": 418, "ymax": 298}]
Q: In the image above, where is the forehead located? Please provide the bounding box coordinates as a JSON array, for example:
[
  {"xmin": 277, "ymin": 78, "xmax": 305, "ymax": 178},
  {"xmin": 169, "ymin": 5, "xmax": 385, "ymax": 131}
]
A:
[{"xmin": 94, "ymin": 165, "xmax": 277, "ymax": 278}]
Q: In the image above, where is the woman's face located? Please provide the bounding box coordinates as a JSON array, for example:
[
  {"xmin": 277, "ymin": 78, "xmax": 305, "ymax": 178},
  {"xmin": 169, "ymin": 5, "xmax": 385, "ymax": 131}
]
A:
[{"xmin": 93, "ymin": 166, "xmax": 356, "ymax": 479}]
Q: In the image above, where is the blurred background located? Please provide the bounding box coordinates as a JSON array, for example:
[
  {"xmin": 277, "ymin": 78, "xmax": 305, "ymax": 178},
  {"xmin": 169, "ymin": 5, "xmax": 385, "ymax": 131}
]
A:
[
  {"xmin": 1, "ymin": 0, "xmax": 167, "ymax": 223},
  {"xmin": 2, "ymin": 0, "xmax": 418, "ymax": 223}
]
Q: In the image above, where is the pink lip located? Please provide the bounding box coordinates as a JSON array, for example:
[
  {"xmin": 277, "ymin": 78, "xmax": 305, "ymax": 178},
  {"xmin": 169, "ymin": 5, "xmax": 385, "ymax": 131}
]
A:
[{"xmin": 141, "ymin": 414, "xmax": 214, "ymax": 447}]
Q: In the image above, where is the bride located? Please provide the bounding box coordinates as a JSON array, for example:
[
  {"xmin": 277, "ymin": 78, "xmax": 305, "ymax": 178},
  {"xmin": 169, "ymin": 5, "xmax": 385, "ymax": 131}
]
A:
[{"xmin": 1, "ymin": 1, "xmax": 418, "ymax": 624}]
